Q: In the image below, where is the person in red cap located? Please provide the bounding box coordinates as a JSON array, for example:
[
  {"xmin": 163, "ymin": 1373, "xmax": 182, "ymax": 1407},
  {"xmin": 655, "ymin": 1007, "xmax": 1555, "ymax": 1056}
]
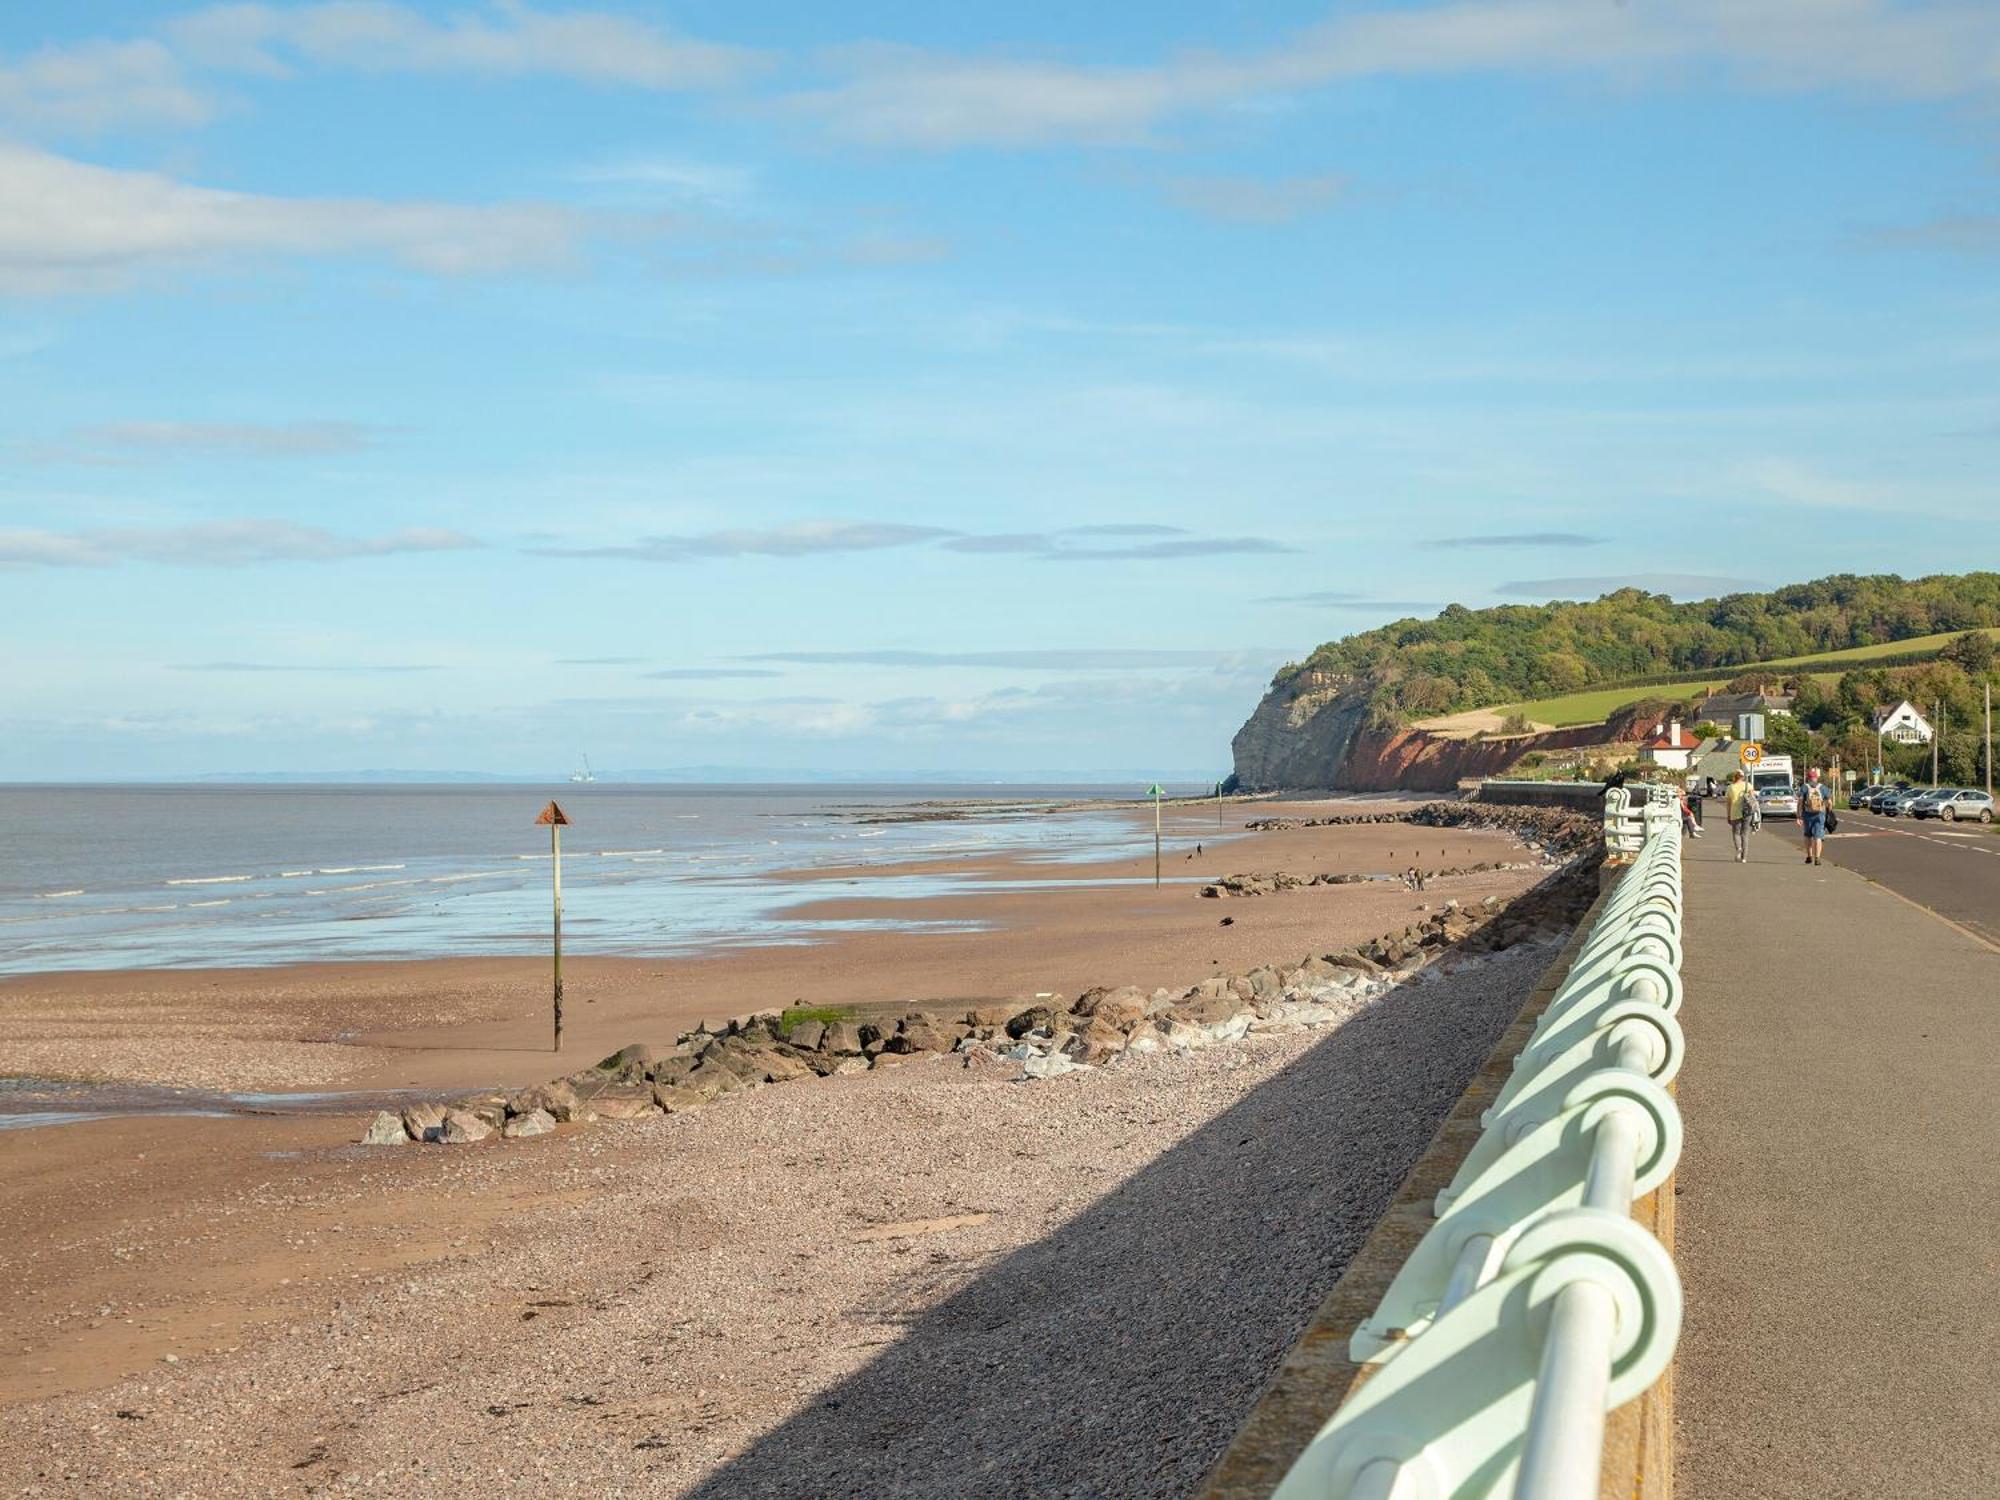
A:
[{"xmin": 1798, "ymin": 766, "xmax": 1830, "ymax": 865}]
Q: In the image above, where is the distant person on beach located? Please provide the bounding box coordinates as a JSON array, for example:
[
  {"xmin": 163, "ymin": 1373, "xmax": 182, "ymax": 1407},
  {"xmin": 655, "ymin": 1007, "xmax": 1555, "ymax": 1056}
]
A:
[
  {"xmin": 1725, "ymin": 770, "xmax": 1758, "ymax": 862},
  {"xmin": 1798, "ymin": 767, "xmax": 1830, "ymax": 866}
]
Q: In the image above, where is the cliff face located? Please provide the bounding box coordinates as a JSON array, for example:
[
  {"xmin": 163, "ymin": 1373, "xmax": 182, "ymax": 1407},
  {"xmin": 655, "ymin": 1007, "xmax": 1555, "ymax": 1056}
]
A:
[
  {"xmin": 1230, "ymin": 675, "xmax": 1660, "ymax": 792},
  {"xmin": 1228, "ymin": 671, "xmax": 1374, "ymax": 790}
]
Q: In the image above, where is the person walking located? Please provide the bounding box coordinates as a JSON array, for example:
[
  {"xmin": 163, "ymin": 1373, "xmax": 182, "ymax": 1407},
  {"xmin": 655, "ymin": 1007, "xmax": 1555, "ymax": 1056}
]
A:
[
  {"xmin": 1687, "ymin": 777, "xmax": 1705, "ymax": 827},
  {"xmin": 1798, "ymin": 766, "xmax": 1830, "ymax": 865},
  {"xmin": 1725, "ymin": 770, "xmax": 1758, "ymax": 862}
]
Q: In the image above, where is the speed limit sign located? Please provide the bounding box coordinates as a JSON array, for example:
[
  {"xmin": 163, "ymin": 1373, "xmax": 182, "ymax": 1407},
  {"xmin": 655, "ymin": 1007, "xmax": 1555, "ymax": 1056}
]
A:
[{"xmin": 1740, "ymin": 742, "xmax": 1763, "ymax": 766}]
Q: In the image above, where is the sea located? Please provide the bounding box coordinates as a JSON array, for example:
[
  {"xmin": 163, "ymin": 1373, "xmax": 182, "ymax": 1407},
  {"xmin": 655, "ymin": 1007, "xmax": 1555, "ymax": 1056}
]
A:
[{"xmin": 0, "ymin": 783, "xmax": 1211, "ymax": 976}]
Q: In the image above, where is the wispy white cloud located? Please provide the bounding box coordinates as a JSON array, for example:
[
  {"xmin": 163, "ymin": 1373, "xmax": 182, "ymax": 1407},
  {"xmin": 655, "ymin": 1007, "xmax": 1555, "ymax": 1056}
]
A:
[
  {"xmin": 1158, "ymin": 173, "xmax": 1348, "ymax": 225},
  {"xmin": 1737, "ymin": 457, "xmax": 1888, "ymax": 510},
  {"xmin": 1425, "ymin": 531, "xmax": 1605, "ymax": 549},
  {"xmin": 0, "ymin": 519, "xmax": 482, "ymax": 568},
  {"xmin": 0, "ymin": 38, "xmax": 211, "ymax": 133},
  {"xmin": 792, "ymin": 1, "xmax": 2000, "ymax": 148},
  {"xmin": 169, "ymin": 660, "xmax": 444, "ymax": 672},
  {"xmin": 569, "ymin": 155, "xmax": 756, "ymax": 205},
  {"xmin": 533, "ymin": 520, "xmax": 954, "ymax": 561},
  {"xmin": 165, "ymin": 2, "xmax": 761, "ymax": 89},
  {"xmin": 0, "ymin": 143, "xmax": 580, "ymax": 292},
  {"xmin": 46, "ymin": 419, "xmax": 381, "ymax": 460}
]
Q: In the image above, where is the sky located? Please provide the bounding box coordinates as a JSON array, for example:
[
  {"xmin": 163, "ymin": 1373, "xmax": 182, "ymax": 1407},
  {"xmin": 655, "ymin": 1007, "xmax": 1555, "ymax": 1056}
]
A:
[{"xmin": 3, "ymin": 1, "xmax": 1998, "ymax": 780}]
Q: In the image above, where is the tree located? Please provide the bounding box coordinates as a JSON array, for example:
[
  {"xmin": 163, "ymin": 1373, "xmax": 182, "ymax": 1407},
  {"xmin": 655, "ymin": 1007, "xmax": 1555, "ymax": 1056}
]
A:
[{"xmin": 1942, "ymin": 630, "xmax": 1996, "ymax": 677}]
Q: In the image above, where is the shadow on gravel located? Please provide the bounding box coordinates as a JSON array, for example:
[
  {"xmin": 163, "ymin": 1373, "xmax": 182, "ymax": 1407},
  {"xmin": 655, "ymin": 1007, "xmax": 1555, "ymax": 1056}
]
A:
[{"xmin": 682, "ymin": 934, "xmax": 1550, "ymax": 1500}]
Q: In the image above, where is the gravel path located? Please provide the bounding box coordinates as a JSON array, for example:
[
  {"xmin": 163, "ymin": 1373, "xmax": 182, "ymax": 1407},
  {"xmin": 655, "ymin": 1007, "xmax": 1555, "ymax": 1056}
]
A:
[{"xmin": 0, "ymin": 941, "xmax": 1552, "ymax": 1499}]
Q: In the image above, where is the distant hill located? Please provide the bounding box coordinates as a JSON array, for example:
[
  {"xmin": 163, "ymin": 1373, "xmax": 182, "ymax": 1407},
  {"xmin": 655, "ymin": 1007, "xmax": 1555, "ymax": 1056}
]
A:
[{"xmin": 1233, "ymin": 572, "xmax": 2000, "ymax": 790}]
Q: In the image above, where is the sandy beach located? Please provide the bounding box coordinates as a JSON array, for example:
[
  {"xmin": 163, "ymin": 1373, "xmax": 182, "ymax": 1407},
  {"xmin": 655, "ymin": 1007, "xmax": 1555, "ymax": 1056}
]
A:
[
  {"xmin": 0, "ymin": 797, "xmax": 1527, "ymax": 1096},
  {"xmin": 0, "ymin": 795, "xmax": 1566, "ymax": 1495}
]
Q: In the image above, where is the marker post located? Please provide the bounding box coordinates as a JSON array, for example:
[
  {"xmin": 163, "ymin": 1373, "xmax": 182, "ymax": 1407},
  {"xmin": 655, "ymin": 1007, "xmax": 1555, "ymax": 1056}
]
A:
[{"xmin": 535, "ymin": 800, "xmax": 570, "ymax": 1051}]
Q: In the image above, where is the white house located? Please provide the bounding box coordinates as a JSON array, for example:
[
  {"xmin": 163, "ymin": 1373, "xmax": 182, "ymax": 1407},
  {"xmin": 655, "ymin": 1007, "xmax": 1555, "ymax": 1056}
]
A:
[
  {"xmin": 1872, "ymin": 700, "xmax": 1934, "ymax": 745},
  {"xmin": 1639, "ymin": 720, "xmax": 1699, "ymax": 772}
]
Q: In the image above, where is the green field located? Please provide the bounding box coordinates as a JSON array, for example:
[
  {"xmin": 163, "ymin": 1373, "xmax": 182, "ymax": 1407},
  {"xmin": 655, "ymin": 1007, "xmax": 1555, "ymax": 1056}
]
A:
[{"xmin": 1487, "ymin": 627, "xmax": 2000, "ymax": 729}]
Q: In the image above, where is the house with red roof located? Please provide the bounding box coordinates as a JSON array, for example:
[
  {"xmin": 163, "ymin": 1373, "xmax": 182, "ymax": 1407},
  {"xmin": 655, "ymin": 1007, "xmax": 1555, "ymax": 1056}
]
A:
[{"xmin": 1639, "ymin": 720, "xmax": 1699, "ymax": 772}]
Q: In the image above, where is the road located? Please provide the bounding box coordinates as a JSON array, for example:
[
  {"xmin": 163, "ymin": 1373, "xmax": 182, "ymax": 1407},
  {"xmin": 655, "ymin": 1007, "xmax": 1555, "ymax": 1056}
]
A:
[{"xmin": 1822, "ymin": 807, "xmax": 2000, "ymax": 948}]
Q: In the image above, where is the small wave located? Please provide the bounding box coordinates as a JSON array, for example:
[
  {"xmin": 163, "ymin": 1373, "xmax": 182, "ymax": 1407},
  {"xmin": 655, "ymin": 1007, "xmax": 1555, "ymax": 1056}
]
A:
[
  {"xmin": 186, "ymin": 898, "xmax": 231, "ymax": 908},
  {"xmin": 514, "ymin": 853, "xmax": 552, "ymax": 861},
  {"xmin": 317, "ymin": 864, "xmax": 405, "ymax": 875},
  {"xmin": 424, "ymin": 872, "xmax": 507, "ymax": 885},
  {"xmin": 278, "ymin": 870, "xmax": 313, "ymax": 879},
  {"xmin": 36, "ymin": 889, "xmax": 85, "ymax": 899},
  {"xmin": 597, "ymin": 849, "xmax": 664, "ymax": 857},
  {"xmin": 165, "ymin": 874, "xmax": 254, "ymax": 887}
]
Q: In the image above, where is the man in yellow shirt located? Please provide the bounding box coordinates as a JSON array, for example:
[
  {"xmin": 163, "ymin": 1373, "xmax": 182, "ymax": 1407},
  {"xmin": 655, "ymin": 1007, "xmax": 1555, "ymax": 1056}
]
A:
[{"xmin": 1724, "ymin": 770, "xmax": 1759, "ymax": 863}]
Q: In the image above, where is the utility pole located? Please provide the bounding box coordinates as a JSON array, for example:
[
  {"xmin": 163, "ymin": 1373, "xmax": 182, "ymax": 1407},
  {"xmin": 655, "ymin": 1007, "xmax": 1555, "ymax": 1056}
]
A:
[
  {"xmin": 1986, "ymin": 681, "xmax": 1993, "ymax": 800},
  {"xmin": 1933, "ymin": 702, "xmax": 1942, "ymax": 789},
  {"xmin": 535, "ymin": 800, "xmax": 570, "ymax": 1051}
]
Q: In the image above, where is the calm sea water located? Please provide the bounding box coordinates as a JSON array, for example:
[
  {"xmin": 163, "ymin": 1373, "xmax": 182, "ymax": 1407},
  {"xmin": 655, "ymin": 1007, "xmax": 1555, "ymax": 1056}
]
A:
[{"xmin": 0, "ymin": 783, "xmax": 1199, "ymax": 976}]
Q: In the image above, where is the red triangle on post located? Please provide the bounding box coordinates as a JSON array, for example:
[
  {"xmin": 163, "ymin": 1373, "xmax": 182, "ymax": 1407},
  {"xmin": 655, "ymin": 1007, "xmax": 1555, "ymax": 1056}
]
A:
[{"xmin": 535, "ymin": 800, "xmax": 570, "ymax": 826}]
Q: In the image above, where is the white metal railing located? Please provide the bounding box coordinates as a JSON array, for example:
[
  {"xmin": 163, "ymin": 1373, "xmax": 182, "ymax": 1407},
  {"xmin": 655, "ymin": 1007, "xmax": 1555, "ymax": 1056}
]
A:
[{"xmin": 1273, "ymin": 792, "xmax": 1684, "ymax": 1500}]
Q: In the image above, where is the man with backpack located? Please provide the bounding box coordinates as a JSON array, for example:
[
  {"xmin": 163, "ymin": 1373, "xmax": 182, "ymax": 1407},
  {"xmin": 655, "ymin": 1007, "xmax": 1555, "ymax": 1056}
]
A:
[{"xmin": 1798, "ymin": 767, "xmax": 1831, "ymax": 866}]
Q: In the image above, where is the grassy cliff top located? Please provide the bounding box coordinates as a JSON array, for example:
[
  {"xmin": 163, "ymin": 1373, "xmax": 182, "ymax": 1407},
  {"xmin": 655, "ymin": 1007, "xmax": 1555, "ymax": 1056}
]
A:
[{"xmin": 1277, "ymin": 573, "xmax": 2000, "ymax": 722}]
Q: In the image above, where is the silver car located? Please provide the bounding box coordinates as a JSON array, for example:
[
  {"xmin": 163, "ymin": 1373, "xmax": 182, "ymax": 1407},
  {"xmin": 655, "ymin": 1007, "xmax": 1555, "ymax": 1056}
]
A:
[
  {"xmin": 1882, "ymin": 787, "xmax": 1934, "ymax": 817},
  {"xmin": 1914, "ymin": 788, "xmax": 1996, "ymax": 823},
  {"xmin": 1758, "ymin": 784, "xmax": 1798, "ymax": 817}
]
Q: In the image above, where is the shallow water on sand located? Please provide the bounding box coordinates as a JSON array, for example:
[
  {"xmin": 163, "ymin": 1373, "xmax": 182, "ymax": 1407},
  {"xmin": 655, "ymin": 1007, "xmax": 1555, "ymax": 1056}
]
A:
[{"xmin": 0, "ymin": 782, "xmax": 1203, "ymax": 974}]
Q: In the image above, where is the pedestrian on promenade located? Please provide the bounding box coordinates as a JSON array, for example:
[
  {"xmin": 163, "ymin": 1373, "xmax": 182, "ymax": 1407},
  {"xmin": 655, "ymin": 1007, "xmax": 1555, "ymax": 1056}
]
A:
[
  {"xmin": 1798, "ymin": 767, "xmax": 1830, "ymax": 865},
  {"xmin": 1687, "ymin": 778, "xmax": 1705, "ymax": 827},
  {"xmin": 1678, "ymin": 787, "xmax": 1704, "ymax": 838},
  {"xmin": 1725, "ymin": 770, "xmax": 1758, "ymax": 862}
]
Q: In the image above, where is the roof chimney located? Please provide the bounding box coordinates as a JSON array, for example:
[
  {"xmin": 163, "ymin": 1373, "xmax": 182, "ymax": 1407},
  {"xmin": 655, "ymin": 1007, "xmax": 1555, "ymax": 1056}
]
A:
[{"xmin": 1670, "ymin": 719, "xmax": 1682, "ymax": 742}]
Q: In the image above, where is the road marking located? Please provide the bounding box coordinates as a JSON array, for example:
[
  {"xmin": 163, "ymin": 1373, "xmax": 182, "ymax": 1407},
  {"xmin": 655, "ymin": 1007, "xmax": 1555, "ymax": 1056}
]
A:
[{"xmin": 1841, "ymin": 872, "xmax": 2000, "ymax": 955}]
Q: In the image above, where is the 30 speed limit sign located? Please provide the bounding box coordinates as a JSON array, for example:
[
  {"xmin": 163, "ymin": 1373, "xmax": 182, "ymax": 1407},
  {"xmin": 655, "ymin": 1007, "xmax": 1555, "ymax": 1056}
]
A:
[{"xmin": 1740, "ymin": 743, "xmax": 1763, "ymax": 766}]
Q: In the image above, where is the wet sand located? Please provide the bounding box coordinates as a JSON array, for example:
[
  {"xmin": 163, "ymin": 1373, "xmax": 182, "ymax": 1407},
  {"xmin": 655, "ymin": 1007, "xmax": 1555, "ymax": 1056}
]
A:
[
  {"xmin": 0, "ymin": 796, "xmax": 1523, "ymax": 1097},
  {"xmin": 0, "ymin": 795, "xmax": 1554, "ymax": 1436}
]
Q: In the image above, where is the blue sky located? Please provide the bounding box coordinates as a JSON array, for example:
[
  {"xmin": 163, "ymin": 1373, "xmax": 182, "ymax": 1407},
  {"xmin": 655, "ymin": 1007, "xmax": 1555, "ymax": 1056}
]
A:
[{"xmin": 3, "ymin": 2, "xmax": 1997, "ymax": 779}]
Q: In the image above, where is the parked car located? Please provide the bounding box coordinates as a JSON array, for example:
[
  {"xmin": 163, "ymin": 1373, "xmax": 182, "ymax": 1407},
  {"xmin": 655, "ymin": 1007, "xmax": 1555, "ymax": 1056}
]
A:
[
  {"xmin": 1881, "ymin": 787, "xmax": 1933, "ymax": 817},
  {"xmin": 1850, "ymin": 784, "xmax": 1888, "ymax": 810},
  {"xmin": 1758, "ymin": 783, "xmax": 1798, "ymax": 817},
  {"xmin": 1914, "ymin": 788, "xmax": 1996, "ymax": 823},
  {"xmin": 1866, "ymin": 782, "xmax": 1914, "ymax": 813}
]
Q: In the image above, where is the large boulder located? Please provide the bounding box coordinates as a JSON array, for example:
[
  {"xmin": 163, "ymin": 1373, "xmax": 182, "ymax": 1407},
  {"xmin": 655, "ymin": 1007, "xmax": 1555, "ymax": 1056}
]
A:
[
  {"xmin": 821, "ymin": 1021, "xmax": 864, "ymax": 1055},
  {"xmin": 889, "ymin": 1015, "xmax": 957, "ymax": 1054},
  {"xmin": 650, "ymin": 1083, "xmax": 708, "ymax": 1114},
  {"xmin": 681, "ymin": 1062, "xmax": 746, "ymax": 1099},
  {"xmin": 509, "ymin": 1080, "xmax": 581, "ymax": 1122},
  {"xmin": 401, "ymin": 1101, "xmax": 448, "ymax": 1143},
  {"xmin": 502, "ymin": 1108, "xmax": 556, "ymax": 1139},
  {"xmin": 594, "ymin": 1043, "xmax": 656, "ymax": 1082},
  {"xmin": 360, "ymin": 1111, "xmax": 408, "ymax": 1145},
  {"xmin": 784, "ymin": 1020, "xmax": 827, "ymax": 1051},
  {"xmin": 966, "ymin": 1000, "xmax": 1033, "ymax": 1029},
  {"xmin": 440, "ymin": 1109, "xmax": 492, "ymax": 1144},
  {"xmin": 592, "ymin": 1095, "xmax": 659, "ymax": 1121},
  {"xmin": 1073, "ymin": 985, "xmax": 1147, "ymax": 1028},
  {"xmin": 454, "ymin": 1093, "xmax": 509, "ymax": 1130},
  {"xmin": 1004, "ymin": 1005, "xmax": 1058, "ymax": 1040},
  {"xmin": 1061, "ymin": 1018, "xmax": 1129, "ymax": 1066}
]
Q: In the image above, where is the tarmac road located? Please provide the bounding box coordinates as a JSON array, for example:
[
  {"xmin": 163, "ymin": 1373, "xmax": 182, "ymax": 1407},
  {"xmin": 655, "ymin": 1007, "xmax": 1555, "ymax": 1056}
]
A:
[{"xmin": 1822, "ymin": 806, "xmax": 2000, "ymax": 947}]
